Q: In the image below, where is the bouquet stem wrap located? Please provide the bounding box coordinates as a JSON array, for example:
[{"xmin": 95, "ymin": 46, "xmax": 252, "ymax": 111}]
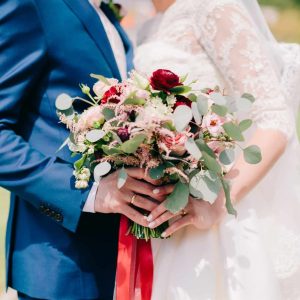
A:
[{"xmin": 116, "ymin": 215, "xmax": 153, "ymax": 300}]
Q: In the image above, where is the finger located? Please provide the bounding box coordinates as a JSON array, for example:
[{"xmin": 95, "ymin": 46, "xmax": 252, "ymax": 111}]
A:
[
  {"xmin": 125, "ymin": 178, "xmax": 165, "ymax": 201},
  {"xmin": 121, "ymin": 205, "xmax": 148, "ymax": 227},
  {"xmin": 125, "ymin": 193, "xmax": 159, "ymax": 212},
  {"xmin": 146, "ymin": 201, "xmax": 168, "ymax": 222},
  {"xmin": 148, "ymin": 211, "xmax": 176, "ymax": 229},
  {"xmin": 126, "ymin": 168, "xmax": 162, "ymax": 185},
  {"xmin": 161, "ymin": 215, "xmax": 193, "ymax": 238}
]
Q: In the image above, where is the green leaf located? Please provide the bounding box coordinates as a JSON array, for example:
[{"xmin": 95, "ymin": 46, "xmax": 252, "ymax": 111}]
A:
[
  {"xmin": 236, "ymin": 97, "xmax": 253, "ymax": 112},
  {"xmin": 189, "ymin": 171, "xmax": 221, "ymax": 203},
  {"xmin": 86, "ymin": 129, "xmax": 106, "ymax": 143},
  {"xmin": 239, "ymin": 119, "xmax": 253, "ymax": 132},
  {"xmin": 223, "ymin": 122, "xmax": 245, "ymax": 141},
  {"xmin": 211, "ymin": 104, "xmax": 228, "ymax": 117},
  {"xmin": 243, "ymin": 145, "xmax": 262, "ymax": 164},
  {"xmin": 221, "ymin": 178, "xmax": 237, "ymax": 216},
  {"xmin": 165, "ymin": 181, "xmax": 190, "ymax": 213},
  {"xmin": 241, "ymin": 93, "xmax": 255, "ymax": 103},
  {"xmin": 102, "ymin": 145, "xmax": 122, "ymax": 155},
  {"xmin": 219, "ymin": 149, "xmax": 235, "ymax": 165},
  {"xmin": 191, "ymin": 102, "xmax": 202, "ymax": 124},
  {"xmin": 55, "ymin": 93, "xmax": 73, "ymax": 111},
  {"xmin": 188, "ymin": 93, "xmax": 197, "ymax": 102},
  {"xmin": 74, "ymin": 154, "xmax": 87, "ymax": 170},
  {"xmin": 185, "ymin": 138, "xmax": 202, "ymax": 160},
  {"xmin": 197, "ymin": 97, "xmax": 208, "ymax": 115},
  {"xmin": 173, "ymin": 105, "xmax": 193, "ymax": 132},
  {"xmin": 202, "ymin": 152, "xmax": 222, "ymax": 174},
  {"xmin": 210, "ymin": 92, "xmax": 226, "ymax": 105},
  {"xmin": 170, "ymin": 85, "xmax": 192, "ymax": 94},
  {"xmin": 117, "ymin": 167, "xmax": 128, "ymax": 189},
  {"xmin": 196, "ymin": 139, "xmax": 216, "ymax": 158},
  {"xmin": 180, "ymin": 73, "xmax": 188, "ymax": 83},
  {"xmin": 149, "ymin": 164, "xmax": 166, "ymax": 180},
  {"xmin": 102, "ymin": 108, "xmax": 115, "ymax": 121},
  {"xmin": 94, "ymin": 161, "xmax": 111, "ymax": 181},
  {"xmin": 90, "ymin": 73, "xmax": 111, "ymax": 85},
  {"xmin": 120, "ymin": 134, "xmax": 146, "ymax": 154},
  {"xmin": 124, "ymin": 95, "xmax": 146, "ymax": 105}
]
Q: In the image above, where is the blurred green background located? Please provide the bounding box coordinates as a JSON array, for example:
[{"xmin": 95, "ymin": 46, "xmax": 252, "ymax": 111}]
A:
[{"xmin": 1, "ymin": 0, "xmax": 300, "ymax": 297}]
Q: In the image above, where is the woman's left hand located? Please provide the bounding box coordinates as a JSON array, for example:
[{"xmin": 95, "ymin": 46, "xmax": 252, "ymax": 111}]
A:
[{"xmin": 147, "ymin": 195, "xmax": 226, "ymax": 238}]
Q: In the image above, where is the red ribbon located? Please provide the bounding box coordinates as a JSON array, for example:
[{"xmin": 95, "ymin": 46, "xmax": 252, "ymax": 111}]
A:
[{"xmin": 116, "ymin": 215, "xmax": 154, "ymax": 300}]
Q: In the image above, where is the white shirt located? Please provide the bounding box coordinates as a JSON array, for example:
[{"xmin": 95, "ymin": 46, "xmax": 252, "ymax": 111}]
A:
[{"xmin": 83, "ymin": 0, "xmax": 127, "ymax": 213}]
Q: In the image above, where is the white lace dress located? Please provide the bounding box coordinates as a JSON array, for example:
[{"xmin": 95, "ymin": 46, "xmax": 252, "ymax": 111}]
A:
[{"xmin": 134, "ymin": 0, "xmax": 300, "ymax": 299}]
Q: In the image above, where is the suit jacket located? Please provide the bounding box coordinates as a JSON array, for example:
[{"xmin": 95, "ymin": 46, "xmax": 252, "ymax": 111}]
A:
[{"xmin": 0, "ymin": 0, "xmax": 133, "ymax": 298}]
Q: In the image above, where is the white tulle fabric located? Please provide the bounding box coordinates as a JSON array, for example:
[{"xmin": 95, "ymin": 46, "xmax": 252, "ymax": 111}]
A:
[{"xmin": 134, "ymin": 0, "xmax": 300, "ymax": 299}]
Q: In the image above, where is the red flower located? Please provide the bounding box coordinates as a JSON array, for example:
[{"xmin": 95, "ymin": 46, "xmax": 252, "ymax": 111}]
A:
[
  {"xmin": 101, "ymin": 85, "xmax": 122, "ymax": 104},
  {"xmin": 150, "ymin": 69, "xmax": 182, "ymax": 93},
  {"xmin": 174, "ymin": 95, "xmax": 192, "ymax": 108},
  {"xmin": 117, "ymin": 127, "xmax": 130, "ymax": 142}
]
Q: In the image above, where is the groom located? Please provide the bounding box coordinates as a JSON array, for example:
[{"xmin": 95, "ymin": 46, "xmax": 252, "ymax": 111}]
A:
[{"xmin": 0, "ymin": 0, "xmax": 165, "ymax": 299}]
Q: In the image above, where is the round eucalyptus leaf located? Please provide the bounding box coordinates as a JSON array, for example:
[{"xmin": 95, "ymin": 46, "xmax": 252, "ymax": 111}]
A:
[
  {"xmin": 185, "ymin": 138, "xmax": 202, "ymax": 160},
  {"xmin": 237, "ymin": 97, "xmax": 252, "ymax": 112},
  {"xmin": 55, "ymin": 93, "xmax": 73, "ymax": 111},
  {"xmin": 219, "ymin": 149, "xmax": 235, "ymax": 165},
  {"xmin": 173, "ymin": 105, "xmax": 193, "ymax": 132},
  {"xmin": 209, "ymin": 92, "xmax": 226, "ymax": 106},
  {"xmin": 94, "ymin": 162, "xmax": 111, "ymax": 182},
  {"xmin": 86, "ymin": 130, "xmax": 106, "ymax": 143},
  {"xmin": 191, "ymin": 102, "xmax": 201, "ymax": 124},
  {"xmin": 243, "ymin": 145, "xmax": 262, "ymax": 164}
]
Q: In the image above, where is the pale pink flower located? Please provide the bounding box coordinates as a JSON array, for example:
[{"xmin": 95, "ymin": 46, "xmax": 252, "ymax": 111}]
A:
[
  {"xmin": 160, "ymin": 132, "xmax": 188, "ymax": 156},
  {"xmin": 202, "ymin": 113, "xmax": 225, "ymax": 136},
  {"xmin": 76, "ymin": 106, "xmax": 104, "ymax": 132}
]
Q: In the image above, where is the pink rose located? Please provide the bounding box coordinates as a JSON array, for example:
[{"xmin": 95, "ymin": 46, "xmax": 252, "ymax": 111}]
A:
[
  {"xmin": 77, "ymin": 106, "xmax": 105, "ymax": 131},
  {"xmin": 161, "ymin": 133, "xmax": 188, "ymax": 156},
  {"xmin": 202, "ymin": 113, "xmax": 225, "ymax": 136}
]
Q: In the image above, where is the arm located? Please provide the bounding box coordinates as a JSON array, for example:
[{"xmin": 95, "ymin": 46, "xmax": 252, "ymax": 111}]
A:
[
  {"xmin": 0, "ymin": 0, "xmax": 91, "ymax": 232},
  {"xmin": 147, "ymin": 1, "xmax": 292, "ymax": 235}
]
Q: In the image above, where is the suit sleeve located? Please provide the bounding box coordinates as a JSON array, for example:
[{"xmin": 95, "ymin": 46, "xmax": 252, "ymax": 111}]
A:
[{"xmin": 0, "ymin": 0, "xmax": 91, "ymax": 232}]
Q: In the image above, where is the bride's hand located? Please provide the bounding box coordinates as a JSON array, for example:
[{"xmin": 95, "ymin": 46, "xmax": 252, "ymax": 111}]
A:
[{"xmin": 147, "ymin": 195, "xmax": 226, "ymax": 238}]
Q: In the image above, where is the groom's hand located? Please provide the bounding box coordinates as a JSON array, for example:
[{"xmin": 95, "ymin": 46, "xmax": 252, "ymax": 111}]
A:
[{"xmin": 94, "ymin": 168, "xmax": 174, "ymax": 226}]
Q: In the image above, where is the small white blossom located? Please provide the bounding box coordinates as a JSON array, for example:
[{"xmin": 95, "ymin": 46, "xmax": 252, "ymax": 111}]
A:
[{"xmin": 75, "ymin": 180, "xmax": 89, "ymax": 189}]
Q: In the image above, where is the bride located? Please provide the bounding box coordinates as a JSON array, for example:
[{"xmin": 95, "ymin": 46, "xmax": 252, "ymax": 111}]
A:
[{"xmin": 134, "ymin": 0, "xmax": 300, "ymax": 299}]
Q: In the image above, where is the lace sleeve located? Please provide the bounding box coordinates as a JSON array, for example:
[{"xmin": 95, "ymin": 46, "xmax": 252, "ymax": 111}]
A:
[{"xmin": 194, "ymin": 0, "xmax": 292, "ymax": 137}]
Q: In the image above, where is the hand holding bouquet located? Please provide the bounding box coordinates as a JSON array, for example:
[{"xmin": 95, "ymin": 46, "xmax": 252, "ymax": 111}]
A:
[{"xmin": 56, "ymin": 69, "xmax": 261, "ymax": 240}]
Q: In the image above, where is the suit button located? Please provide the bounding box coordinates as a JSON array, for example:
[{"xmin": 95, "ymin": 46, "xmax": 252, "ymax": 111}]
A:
[{"xmin": 55, "ymin": 214, "xmax": 63, "ymax": 223}]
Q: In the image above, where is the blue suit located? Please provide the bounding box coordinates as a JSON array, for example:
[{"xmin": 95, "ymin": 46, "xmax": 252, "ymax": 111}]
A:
[{"xmin": 0, "ymin": 0, "xmax": 133, "ymax": 298}]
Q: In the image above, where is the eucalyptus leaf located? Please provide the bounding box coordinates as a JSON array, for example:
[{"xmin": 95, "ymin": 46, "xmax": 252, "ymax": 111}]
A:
[
  {"xmin": 219, "ymin": 149, "xmax": 235, "ymax": 165},
  {"xmin": 210, "ymin": 92, "xmax": 226, "ymax": 106},
  {"xmin": 170, "ymin": 85, "xmax": 192, "ymax": 94},
  {"xmin": 165, "ymin": 181, "xmax": 190, "ymax": 213},
  {"xmin": 202, "ymin": 152, "xmax": 222, "ymax": 174},
  {"xmin": 180, "ymin": 74, "xmax": 188, "ymax": 83},
  {"xmin": 56, "ymin": 93, "xmax": 73, "ymax": 111},
  {"xmin": 102, "ymin": 145, "xmax": 123, "ymax": 155},
  {"xmin": 149, "ymin": 164, "xmax": 166, "ymax": 180},
  {"xmin": 188, "ymin": 93, "xmax": 197, "ymax": 102},
  {"xmin": 197, "ymin": 97, "xmax": 208, "ymax": 115},
  {"xmin": 124, "ymin": 96, "xmax": 146, "ymax": 105},
  {"xmin": 211, "ymin": 104, "xmax": 228, "ymax": 117},
  {"xmin": 196, "ymin": 139, "xmax": 216, "ymax": 158},
  {"xmin": 223, "ymin": 122, "xmax": 245, "ymax": 141},
  {"xmin": 102, "ymin": 108, "xmax": 115, "ymax": 121},
  {"xmin": 173, "ymin": 105, "xmax": 193, "ymax": 132},
  {"xmin": 221, "ymin": 178, "xmax": 237, "ymax": 216},
  {"xmin": 237, "ymin": 97, "xmax": 252, "ymax": 112},
  {"xmin": 94, "ymin": 161, "xmax": 111, "ymax": 182},
  {"xmin": 239, "ymin": 119, "xmax": 253, "ymax": 132},
  {"xmin": 117, "ymin": 167, "xmax": 128, "ymax": 189},
  {"xmin": 86, "ymin": 130, "xmax": 106, "ymax": 143},
  {"xmin": 241, "ymin": 93, "xmax": 255, "ymax": 103},
  {"xmin": 120, "ymin": 134, "xmax": 146, "ymax": 154},
  {"xmin": 74, "ymin": 155, "xmax": 87, "ymax": 170},
  {"xmin": 185, "ymin": 138, "xmax": 202, "ymax": 160},
  {"xmin": 243, "ymin": 145, "xmax": 262, "ymax": 164},
  {"xmin": 191, "ymin": 102, "xmax": 202, "ymax": 124}
]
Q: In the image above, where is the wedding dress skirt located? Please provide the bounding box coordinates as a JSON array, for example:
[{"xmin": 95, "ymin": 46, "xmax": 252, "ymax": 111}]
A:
[{"xmin": 134, "ymin": 0, "xmax": 300, "ymax": 299}]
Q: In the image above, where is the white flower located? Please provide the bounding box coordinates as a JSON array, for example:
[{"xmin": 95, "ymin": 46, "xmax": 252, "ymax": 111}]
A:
[
  {"xmin": 75, "ymin": 180, "xmax": 89, "ymax": 189},
  {"xmin": 87, "ymin": 147, "xmax": 95, "ymax": 155},
  {"xmin": 166, "ymin": 95, "xmax": 177, "ymax": 107}
]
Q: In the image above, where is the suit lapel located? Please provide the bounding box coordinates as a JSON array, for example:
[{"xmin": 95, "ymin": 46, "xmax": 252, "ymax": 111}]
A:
[
  {"xmin": 63, "ymin": 0, "xmax": 121, "ymax": 79},
  {"xmin": 101, "ymin": 3, "xmax": 134, "ymax": 72}
]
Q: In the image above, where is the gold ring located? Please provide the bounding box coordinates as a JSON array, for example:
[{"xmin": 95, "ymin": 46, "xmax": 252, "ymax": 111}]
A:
[{"xmin": 130, "ymin": 194, "xmax": 137, "ymax": 205}]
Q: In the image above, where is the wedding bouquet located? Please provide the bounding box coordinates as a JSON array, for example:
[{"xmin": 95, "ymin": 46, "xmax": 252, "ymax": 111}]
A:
[{"xmin": 56, "ymin": 69, "xmax": 261, "ymax": 240}]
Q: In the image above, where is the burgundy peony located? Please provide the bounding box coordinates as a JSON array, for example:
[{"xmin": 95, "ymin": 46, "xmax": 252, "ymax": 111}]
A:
[
  {"xmin": 174, "ymin": 95, "xmax": 192, "ymax": 108},
  {"xmin": 101, "ymin": 85, "xmax": 122, "ymax": 104},
  {"xmin": 150, "ymin": 69, "xmax": 182, "ymax": 93},
  {"xmin": 117, "ymin": 127, "xmax": 130, "ymax": 142}
]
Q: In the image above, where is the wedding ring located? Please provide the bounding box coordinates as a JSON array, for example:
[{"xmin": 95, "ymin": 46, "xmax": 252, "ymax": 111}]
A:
[{"xmin": 130, "ymin": 194, "xmax": 137, "ymax": 205}]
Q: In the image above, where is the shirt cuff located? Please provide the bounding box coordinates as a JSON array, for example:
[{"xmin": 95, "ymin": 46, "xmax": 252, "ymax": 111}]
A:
[{"xmin": 83, "ymin": 181, "xmax": 99, "ymax": 213}]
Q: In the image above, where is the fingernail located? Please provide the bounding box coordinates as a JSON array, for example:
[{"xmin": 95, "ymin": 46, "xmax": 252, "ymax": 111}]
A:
[
  {"xmin": 153, "ymin": 188, "xmax": 160, "ymax": 194},
  {"xmin": 146, "ymin": 214, "xmax": 153, "ymax": 222},
  {"xmin": 148, "ymin": 221, "xmax": 156, "ymax": 229},
  {"xmin": 161, "ymin": 232, "xmax": 167, "ymax": 238}
]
